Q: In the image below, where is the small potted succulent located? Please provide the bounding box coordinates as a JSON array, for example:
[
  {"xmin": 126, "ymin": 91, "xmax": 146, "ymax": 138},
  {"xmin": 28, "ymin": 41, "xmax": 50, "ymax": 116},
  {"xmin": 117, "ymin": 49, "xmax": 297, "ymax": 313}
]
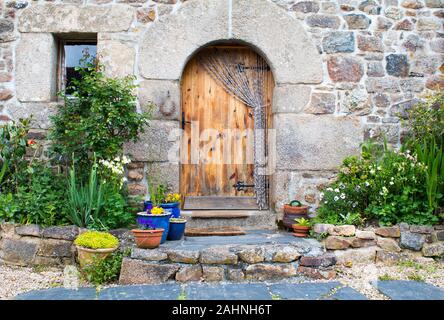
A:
[
  {"xmin": 132, "ymin": 222, "xmax": 164, "ymax": 249},
  {"xmin": 292, "ymin": 217, "xmax": 311, "ymax": 238},
  {"xmin": 167, "ymin": 217, "xmax": 187, "ymax": 241},
  {"xmin": 283, "ymin": 200, "xmax": 308, "ymax": 229},
  {"xmin": 74, "ymin": 231, "xmax": 119, "ymax": 268},
  {"xmin": 136, "ymin": 206, "xmax": 171, "ymax": 244}
]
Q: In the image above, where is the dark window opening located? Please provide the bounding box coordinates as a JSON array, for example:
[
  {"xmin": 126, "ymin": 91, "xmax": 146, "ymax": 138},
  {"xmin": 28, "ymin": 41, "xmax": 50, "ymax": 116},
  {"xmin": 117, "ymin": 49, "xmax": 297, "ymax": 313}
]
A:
[{"xmin": 58, "ymin": 40, "xmax": 97, "ymax": 95}]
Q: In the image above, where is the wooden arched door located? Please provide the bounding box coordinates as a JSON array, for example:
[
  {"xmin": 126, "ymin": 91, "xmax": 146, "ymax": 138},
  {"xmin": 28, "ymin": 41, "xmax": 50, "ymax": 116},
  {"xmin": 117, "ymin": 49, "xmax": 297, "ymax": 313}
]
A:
[{"xmin": 180, "ymin": 45, "xmax": 274, "ymax": 210}]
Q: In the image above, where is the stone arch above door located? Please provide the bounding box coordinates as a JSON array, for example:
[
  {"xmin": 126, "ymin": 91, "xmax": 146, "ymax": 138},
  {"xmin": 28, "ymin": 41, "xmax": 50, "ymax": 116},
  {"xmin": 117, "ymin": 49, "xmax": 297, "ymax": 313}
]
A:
[{"xmin": 139, "ymin": 0, "xmax": 323, "ymax": 85}]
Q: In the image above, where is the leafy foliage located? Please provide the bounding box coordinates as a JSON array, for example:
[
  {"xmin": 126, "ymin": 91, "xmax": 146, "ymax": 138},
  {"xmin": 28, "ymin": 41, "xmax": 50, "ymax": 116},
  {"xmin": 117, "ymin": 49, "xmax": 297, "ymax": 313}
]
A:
[
  {"xmin": 81, "ymin": 251, "xmax": 126, "ymax": 286},
  {"xmin": 74, "ymin": 230, "xmax": 119, "ymax": 249},
  {"xmin": 48, "ymin": 57, "xmax": 151, "ymax": 171}
]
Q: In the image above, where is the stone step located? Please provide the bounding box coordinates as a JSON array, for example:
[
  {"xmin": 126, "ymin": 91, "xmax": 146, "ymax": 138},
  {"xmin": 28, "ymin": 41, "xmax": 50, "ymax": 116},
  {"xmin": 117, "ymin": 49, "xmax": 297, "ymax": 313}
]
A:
[
  {"xmin": 181, "ymin": 210, "xmax": 277, "ymax": 230},
  {"xmin": 185, "ymin": 226, "xmax": 246, "ymax": 237},
  {"xmin": 118, "ymin": 231, "xmax": 335, "ymax": 285}
]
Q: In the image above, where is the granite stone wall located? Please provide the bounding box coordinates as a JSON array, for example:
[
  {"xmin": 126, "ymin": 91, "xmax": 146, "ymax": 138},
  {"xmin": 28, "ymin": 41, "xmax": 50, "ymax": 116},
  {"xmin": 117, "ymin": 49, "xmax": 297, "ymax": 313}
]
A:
[{"xmin": 0, "ymin": 0, "xmax": 443, "ymax": 220}]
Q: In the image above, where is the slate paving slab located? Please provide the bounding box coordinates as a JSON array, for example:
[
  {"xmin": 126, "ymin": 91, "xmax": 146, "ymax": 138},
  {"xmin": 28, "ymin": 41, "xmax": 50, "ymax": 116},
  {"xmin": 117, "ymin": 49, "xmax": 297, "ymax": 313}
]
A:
[
  {"xmin": 185, "ymin": 283, "xmax": 271, "ymax": 300},
  {"xmin": 268, "ymin": 282, "xmax": 342, "ymax": 300},
  {"xmin": 373, "ymin": 280, "xmax": 444, "ymax": 300},
  {"xmin": 98, "ymin": 283, "xmax": 182, "ymax": 300},
  {"xmin": 328, "ymin": 286, "xmax": 368, "ymax": 300},
  {"xmin": 15, "ymin": 287, "xmax": 97, "ymax": 300}
]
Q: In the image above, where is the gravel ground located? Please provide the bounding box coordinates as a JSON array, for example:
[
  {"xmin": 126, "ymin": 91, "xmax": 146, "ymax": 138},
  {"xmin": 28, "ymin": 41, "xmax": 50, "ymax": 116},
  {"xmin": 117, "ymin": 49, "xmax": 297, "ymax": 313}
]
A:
[
  {"xmin": 334, "ymin": 257, "xmax": 444, "ymax": 300},
  {"xmin": 0, "ymin": 264, "xmax": 63, "ymax": 300},
  {"xmin": 1, "ymin": 258, "xmax": 443, "ymax": 300}
]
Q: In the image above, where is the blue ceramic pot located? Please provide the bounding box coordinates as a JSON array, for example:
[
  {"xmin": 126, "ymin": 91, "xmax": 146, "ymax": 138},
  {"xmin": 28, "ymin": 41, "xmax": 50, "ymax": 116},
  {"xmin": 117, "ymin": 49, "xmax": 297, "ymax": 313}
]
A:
[
  {"xmin": 136, "ymin": 212, "xmax": 171, "ymax": 244},
  {"xmin": 160, "ymin": 202, "xmax": 181, "ymax": 218},
  {"xmin": 167, "ymin": 220, "xmax": 186, "ymax": 241},
  {"xmin": 143, "ymin": 201, "xmax": 153, "ymax": 212}
]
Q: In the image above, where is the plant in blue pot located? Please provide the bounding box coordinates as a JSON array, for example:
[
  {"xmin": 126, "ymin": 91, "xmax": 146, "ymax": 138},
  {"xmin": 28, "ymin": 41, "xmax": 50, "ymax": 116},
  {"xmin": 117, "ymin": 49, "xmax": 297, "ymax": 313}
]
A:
[
  {"xmin": 162, "ymin": 193, "xmax": 182, "ymax": 218},
  {"xmin": 136, "ymin": 206, "xmax": 171, "ymax": 244},
  {"xmin": 167, "ymin": 217, "xmax": 187, "ymax": 241},
  {"xmin": 143, "ymin": 183, "xmax": 166, "ymax": 212}
]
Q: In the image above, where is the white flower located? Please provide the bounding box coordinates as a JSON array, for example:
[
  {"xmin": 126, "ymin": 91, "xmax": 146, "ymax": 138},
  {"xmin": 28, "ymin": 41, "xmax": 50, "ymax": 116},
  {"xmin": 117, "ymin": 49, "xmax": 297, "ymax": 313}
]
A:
[
  {"xmin": 340, "ymin": 193, "xmax": 346, "ymax": 199},
  {"xmin": 370, "ymin": 169, "xmax": 375, "ymax": 175},
  {"xmin": 339, "ymin": 183, "xmax": 345, "ymax": 189},
  {"xmin": 319, "ymin": 192, "xmax": 324, "ymax": 200},
  {"xmin": 389, "ymin": 181, "xmax": 394, "ymax": 185},
  {"xmin": 364, "ymin": 181, "xmax": 370, "ymax": 187},
  {"xmin": 334, "ymin": 196, "xmax": 339, "ymax": 201},
  {"xmin": 327, "ymin": 187, "xmax": 333, "ymax": 192},
  {"xmin": 334, "ymin": 188, "xmax": 340, "ymax": 193}
]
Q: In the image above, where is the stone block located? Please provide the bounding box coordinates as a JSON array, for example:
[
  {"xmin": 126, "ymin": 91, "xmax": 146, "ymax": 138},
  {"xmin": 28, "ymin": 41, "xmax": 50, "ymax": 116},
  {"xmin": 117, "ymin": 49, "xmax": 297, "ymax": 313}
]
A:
[
  {"xmin": 328, "ymin": 225, "xmax": 356, "ymax": 236},
  {"xmin": 275, "ymin": 115, "xmax": 363, "ymax": 170},
  {"xmin": 349, "ymin": 237, "xmax": 376, "ymax": 248},
  {"xmin": 8, "ymin": 103, "xmax": 59, "ymax": 129},
  {"xmin": 313, "ymin": 223, "xmax": 334, "ymax": 234},
  {"xmin": 98, "ymin": 39, "xmax": 135, "ymax": 78},
  {"xmin": 18, "ymin": 4, "xmax": 135, "ymax": 32},
  {"xmin": 375, "ymin": 250, "xmax": 409, "ymax": 265},
  {"xmin": 409, "ymin": 225, "xmax": 434, "ymax": 234},
  {"xmin": 167, "ymin": 249, "xmax": 200, "ymax": 264},
  {"xmin": 306, "ymin": 14, "xmax": 341, "ymax": 28},
  {"xmin": 386, "ymin": 54, "xmax": 409, "ymax": 77},
  {"xmin": 0, "ymin": 19, "xmax": 15, "ymax": 43},
  {"xmin": 139, "ymin": 80, "xmax": 180, "ymax": 120},
  {"xmin": 297, "ymin": 266, "xmax": 336, "ymax": 279},
  {"xmin": 355, "ymin": 230, "xmax": 376, "ymax": 240},
  {"xmin": 119, "ymin": 258, "xmax": 179, "ymax": 284},
  {"xmin": 16, "ymin": 33, "xmax": 57, "ymax": 102},
  {"xmin": 41, "ymin": 226, "xmax": 79, "ymax": 241},
  {"xmin": 231, "ymin": 0, "xmax": 323, "ymax": 84},
  {"xmin": 124, "ymin": 120, "xmax": 179, "ymax": 162},
  {"xmin": 272, "ymin": 85, "xmax": 311, "ymax": 114},
  {"xmin": 15, "ymin": 224, "xmax": 41, "ymax": 237},
  {"xmin": 400, "ymin": 231, "xmax": 426, "ymax": 251},
  {"xmin": 291, "ymin": 1, "xmax": 320, "ymax": 13},
  {"xmin": 238, "ymin": 247, "xmax": 265, "ymax": 264},
  {"xmin": 37, "ymin": 239, "xmax": 74, "ymax": 258},
  {"xmin": 131, "ymin": 248, "xmax": 168, "ymax": 261},
  {"xmin": 375, "ymin": 226, "xmax": 400, "ymax": 238},
  {"xmin": 0, "ymin": 238, "xmax": 39, "ymax": 266},
  {"xmin": 422, "ymin": 242, "xmax": 444, "ymax": 257},
  {"xmin": 245, "ymin": 263, "xmax": 297, "ymax": 281},
  {"xmin": 344, "ymin": 13, "xmax": 371, "ymax": 29},
  {"xmin": 145, "ymin": 162, "xmax": 179, "ymax": 193},
  {"xmin": 202, "ymin": 266, "xmax": 224, "ymax": 282},
  {"xmin": 322, "ymin": 31, "xmax": 355, "ymax": 54},
  {"xmin": 305, "ymin": 92, "xmax": 335, "ymax": 114},
  {"xmin": 227, "ymin": 268, "xmax": 245, "ymax": 281},
  {"xmin": 271, "ymin": 246, "xmax": 301, "ymax": 263},
  {"xmin": 299, "ymin": 253, "xmax": 337, "ymax": 267},
  {"xmin": 377, "ymin": 237, "xmax": 401, "ymax": 252},
  {"xmin": 175, "ymin": 265, "xmax": 203, "ymax": 282},
  {"xmin": 327, "ymin": 56, "xmax": 364, "ymax": 82},
  {"xmin": 334, "ymin": 246, "xmax": 377, "ymax": 265},
  {"xmin": 366, "ymin": 78, "xmax": 400, "ymax": 93},
  {"xmin": 357, "ymin": 35, "xmax": 383, "ymax": 52},
  {"xmin": 325, "ymin": 236, "xmax": 351, "ymax": 250},
  {"xmin": 200, "ymin": 248, "xmax": 238, "ymax": 265},
  {"xmin": 340, "ymin": 88, "xmax": 371, "ymax": 115}
]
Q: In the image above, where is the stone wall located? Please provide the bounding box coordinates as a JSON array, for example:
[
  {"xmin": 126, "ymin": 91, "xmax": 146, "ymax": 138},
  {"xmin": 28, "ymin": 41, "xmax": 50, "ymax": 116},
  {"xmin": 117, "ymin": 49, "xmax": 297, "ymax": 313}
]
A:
[
  {"xmin": 314, "ymin": 223, "xmax": 444, "ymax": 265},
  {"xmin": 0, "ymin": 0, "xmax": 443, "ymax": 217},
  {"xmin": 0, "ymin": 222, "xmax": 132, "ymax": 267}
]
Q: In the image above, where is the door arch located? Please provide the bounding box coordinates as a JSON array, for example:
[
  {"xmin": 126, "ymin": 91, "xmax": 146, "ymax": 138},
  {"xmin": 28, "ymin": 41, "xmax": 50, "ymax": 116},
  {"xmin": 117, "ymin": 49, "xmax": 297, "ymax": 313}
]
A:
[{"xmin": 180, "ymin": 44, "xmax": 274, "ymax": 210}]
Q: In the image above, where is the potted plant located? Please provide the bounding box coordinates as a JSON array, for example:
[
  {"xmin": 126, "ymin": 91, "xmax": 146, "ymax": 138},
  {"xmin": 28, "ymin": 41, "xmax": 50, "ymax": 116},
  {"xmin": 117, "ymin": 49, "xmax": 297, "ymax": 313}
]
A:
[
  {"xmin": 167, "ymin": 217, "xmax": 187, "ymax": 241},
  {"xmin": 136, "ymin": 206, "xmax": 171, "ymax": 244},
  {"xmin": 74, "ymin": 231, "xmax": 119, "ymax": 268},
  {"xmin": 143, "ymin": 183, "xmax": 166, "ymax": 212},
  {"xmin": 292, "ymin": 217, "xmax": 311, "ymax": 238},
  {"xmin": 132, "ymin": 222, "xmax": 164, "ymax": 249},
  {"xmin": 161, "ymin": 193, "xmax": 182, "ymax": 218},
  {"xmin": 283, "ymin": 200, "xmax": 309, "ymax": 229}
]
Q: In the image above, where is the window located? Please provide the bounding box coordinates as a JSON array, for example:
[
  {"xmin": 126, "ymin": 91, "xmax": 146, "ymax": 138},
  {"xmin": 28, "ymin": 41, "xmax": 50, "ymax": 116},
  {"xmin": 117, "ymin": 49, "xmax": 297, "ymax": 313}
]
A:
[{"xmin": 58, "ymin": 39, "xmax": 97, "ymax": 95}]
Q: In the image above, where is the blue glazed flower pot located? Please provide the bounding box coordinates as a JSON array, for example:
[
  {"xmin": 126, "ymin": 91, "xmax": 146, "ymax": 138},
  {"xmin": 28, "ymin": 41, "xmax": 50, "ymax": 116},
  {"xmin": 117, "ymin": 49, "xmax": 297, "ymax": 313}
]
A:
[
  {"xmin": 136, "ymin": 212, "xmax": 171, "ymax": 244},
  {"xmin": 160, "ymin": 202, "xmax": 181, "ymax": 218},
  {"xmin": 143, "ymin": 201, "xmax": 153, "ymax": 212},
  {"xmin": 167, "ymin": 220, "xmax": 186, "ymax": 241}
]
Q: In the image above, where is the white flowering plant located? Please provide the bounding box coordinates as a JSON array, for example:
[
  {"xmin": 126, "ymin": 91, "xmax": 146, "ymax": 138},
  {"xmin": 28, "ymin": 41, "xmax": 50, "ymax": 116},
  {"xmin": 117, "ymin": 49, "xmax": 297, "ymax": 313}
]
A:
[{"xmin": 316, "ymin": 140, "xmax": 438, "ymax": 226}]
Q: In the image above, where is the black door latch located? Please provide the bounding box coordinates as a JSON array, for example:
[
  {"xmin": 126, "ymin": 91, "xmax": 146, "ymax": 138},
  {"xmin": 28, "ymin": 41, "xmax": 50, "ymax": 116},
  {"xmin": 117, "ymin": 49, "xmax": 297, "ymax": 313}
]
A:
[
  {"xmin": 233, "ymin": 181, "xmax": 255, "ymax": 192},
  {"xmin": 181, "ymin": 112, "xmax": 192, "ymax": 129}
]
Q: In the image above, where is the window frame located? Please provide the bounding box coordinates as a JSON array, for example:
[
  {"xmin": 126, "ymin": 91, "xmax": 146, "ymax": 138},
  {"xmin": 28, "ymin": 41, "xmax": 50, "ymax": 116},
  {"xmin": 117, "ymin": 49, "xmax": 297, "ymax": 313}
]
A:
[{"xmin": 56, "ymin": 38, "xmax": 97, "ymax": 96}]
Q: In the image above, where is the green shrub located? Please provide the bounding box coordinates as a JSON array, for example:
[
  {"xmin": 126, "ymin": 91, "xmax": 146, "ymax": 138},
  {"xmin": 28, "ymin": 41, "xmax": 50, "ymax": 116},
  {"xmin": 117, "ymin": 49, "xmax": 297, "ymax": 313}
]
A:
[
  {"xmin": 48, "ymin": 57, "xmax": 151, "ymax": 172},
  {"xmin": 81, "ymin": 251, "xmax": 125, "ymax": 286},
  {"xmin": 316, "ymin": 141, "xmax": 437, "ymax": 226},
  {"xmin": 74, "ymin": 231, "xmax": 119, "ymax": 249}
]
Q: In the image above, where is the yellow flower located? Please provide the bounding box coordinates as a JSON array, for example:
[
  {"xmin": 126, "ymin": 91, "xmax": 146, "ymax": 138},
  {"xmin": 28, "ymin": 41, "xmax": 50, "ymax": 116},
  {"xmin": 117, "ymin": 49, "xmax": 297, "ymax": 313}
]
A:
[
  {"xmin": 166, "ymin": 193, "xmax": 181, "ymax": 203},
  {"xmin": 151, "ymin": 206, "xmax": 164, "ymax": 215}
]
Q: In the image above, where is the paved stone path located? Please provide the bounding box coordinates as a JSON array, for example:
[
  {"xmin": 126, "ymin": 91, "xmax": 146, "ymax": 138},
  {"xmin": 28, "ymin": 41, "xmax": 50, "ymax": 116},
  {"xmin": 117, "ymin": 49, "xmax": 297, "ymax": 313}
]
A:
[{"xmin": 13, "ymin": 280, "xmax": 444, "ymax": 300}]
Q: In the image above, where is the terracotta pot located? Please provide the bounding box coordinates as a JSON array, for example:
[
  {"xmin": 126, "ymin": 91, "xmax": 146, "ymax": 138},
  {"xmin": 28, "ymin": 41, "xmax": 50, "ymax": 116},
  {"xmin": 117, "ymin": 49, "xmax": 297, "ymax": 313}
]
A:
[
  {"xmin": 132, "ymin": 229, "xmax": 164, "ymax": 249},
  {"xmin": 283, "ymin": 205, "xmax": 308, "ymax": 229},
  {"xmin": 292, "ymin": 224, "xmax": 311, "ymax": 238},
  {"xmin": 76, "ymin": 246, "xmax": 118, "ymax": 268}
]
